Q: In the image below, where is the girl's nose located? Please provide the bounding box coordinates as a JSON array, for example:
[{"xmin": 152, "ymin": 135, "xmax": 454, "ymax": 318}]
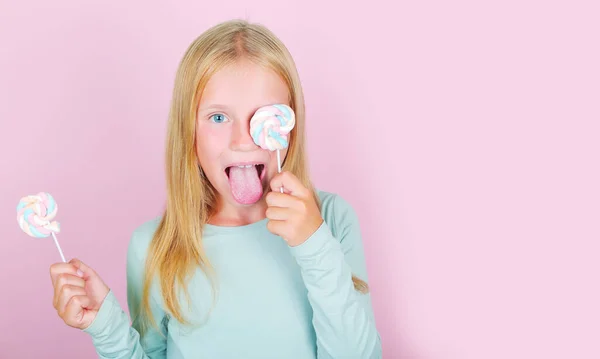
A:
[{"xmin": 230, "ymin": 119, "xmax": 256, "ymax": 151}]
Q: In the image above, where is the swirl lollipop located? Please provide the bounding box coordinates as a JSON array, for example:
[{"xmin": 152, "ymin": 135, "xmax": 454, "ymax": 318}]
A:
[
  {"xmin": 250, "ymin": 104, "xmax": 296, "ymax": 193},
  {"xmin": 17, "ymin": 192, "xmax": 66, "ymax": 262}
]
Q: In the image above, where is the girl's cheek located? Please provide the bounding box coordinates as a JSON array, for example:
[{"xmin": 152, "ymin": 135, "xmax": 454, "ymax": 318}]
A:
[{"xmin": 198, "ymin": 124, "xmax": 230, "ymax": 147}]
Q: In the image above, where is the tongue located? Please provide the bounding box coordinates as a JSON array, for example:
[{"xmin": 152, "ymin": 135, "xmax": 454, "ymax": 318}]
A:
[{"xmin": 228, "ymin": 166, "xmax": 263, "ymax": 204}]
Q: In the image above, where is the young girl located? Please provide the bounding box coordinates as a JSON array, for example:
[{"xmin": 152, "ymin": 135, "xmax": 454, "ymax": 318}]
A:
[{"xmin": 49, "ymin": 19, "xmax": 382, "ymax": 358}]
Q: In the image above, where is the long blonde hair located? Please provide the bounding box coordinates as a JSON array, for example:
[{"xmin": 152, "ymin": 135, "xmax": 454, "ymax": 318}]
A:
[{"xmin": 140, "ymin": 19, "xmax": 368, "ymax": 332}]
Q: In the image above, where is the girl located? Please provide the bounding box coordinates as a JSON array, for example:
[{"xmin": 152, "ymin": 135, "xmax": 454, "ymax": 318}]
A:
[{"xmin": 49, "ymin": 19, "xmax": 382, "ymax": 358}]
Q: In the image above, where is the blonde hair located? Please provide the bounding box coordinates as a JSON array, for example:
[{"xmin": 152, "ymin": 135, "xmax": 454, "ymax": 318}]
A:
[{"xmin": 140, "ymin": 19, "xmax": 368, "ymax": 333}]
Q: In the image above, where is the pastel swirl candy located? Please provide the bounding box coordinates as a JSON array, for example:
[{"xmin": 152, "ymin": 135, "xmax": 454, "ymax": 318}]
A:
[
  {"xmin": 17, "ymin": 192, "xmax": 61, "ymax": 238},
  {"xmin": 250, "ymin": 104, "xmax": 296, "ymax": 151}
]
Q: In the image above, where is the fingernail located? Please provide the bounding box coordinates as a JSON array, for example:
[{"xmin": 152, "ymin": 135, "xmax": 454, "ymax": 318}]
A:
[{"xmin": 76, "ymin": 269, "xmax": 84, "ymax": 277}]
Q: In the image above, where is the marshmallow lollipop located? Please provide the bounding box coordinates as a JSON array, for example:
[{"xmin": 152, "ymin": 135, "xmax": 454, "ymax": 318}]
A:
[
  {"xmin": 250, "ymin": 104, "xmax": 296, "ymax": 193},
  {"xmin": 17, "ymin": 192, "xmax": 66, "ymax": 262}
]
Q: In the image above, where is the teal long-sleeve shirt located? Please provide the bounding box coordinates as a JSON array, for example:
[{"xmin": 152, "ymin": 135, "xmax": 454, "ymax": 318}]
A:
[{"xmin": 82, "ymin": 190, "xmax": 382, "ymax": 358}]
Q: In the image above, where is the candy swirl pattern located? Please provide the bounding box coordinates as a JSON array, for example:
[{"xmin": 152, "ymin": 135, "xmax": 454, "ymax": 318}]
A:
[
  {"xmin": 250, "ymin": 104, "xmax": 296, "ymax": 151},
  {"xmin": 17, "ymin": 192, "xmax": 61, "ymax": 238}
]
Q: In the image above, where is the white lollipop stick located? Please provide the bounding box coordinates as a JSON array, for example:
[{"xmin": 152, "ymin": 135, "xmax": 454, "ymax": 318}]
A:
[
  {"xmin": 277, "ymin": 149, "xmax": 283, "ymax": 193},
  {"xmin": 51, "ymin": 232, "xmax": 66, "ymax": 263},
  {"xmin": 39, "ymin": 218, "xmax": 67, "ymax": 262}
]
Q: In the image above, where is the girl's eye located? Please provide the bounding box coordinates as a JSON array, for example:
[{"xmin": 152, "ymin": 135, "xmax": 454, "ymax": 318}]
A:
[{"xmin": 210, "ymin": 114, "xmax": 228, "ymax": 123}]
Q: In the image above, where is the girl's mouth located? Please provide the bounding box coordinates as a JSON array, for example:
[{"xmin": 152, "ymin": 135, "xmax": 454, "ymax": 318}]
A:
[
  {"xmin": 224, "ymin": 163, "xmax": 266, "ymax": 205},
  {"xmin": 224, "ymin": 163, "xmax": 265, "ymax": 180}
]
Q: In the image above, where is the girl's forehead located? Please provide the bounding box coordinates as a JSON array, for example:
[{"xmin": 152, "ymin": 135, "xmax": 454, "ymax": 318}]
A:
[{"xmin": 198, "ymin": 61, "xmax": 290, "ymax": 114}]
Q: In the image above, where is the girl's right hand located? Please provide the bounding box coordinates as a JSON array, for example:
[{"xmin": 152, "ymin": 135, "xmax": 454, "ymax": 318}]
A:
[{"xmin": 49, "ymin": 258, "xmax": 110, "ymax": 330}]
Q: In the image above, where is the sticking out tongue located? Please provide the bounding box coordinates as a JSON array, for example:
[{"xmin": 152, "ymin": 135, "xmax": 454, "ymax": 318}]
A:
[{"xmin": 227, "ymin": 165, "xmax": 263, "ymax": 204}]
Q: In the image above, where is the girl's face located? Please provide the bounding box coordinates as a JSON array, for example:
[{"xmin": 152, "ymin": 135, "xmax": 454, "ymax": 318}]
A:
[{"xmin": 196, "ymin": 59, "xmax": 290, "ymax": 208}]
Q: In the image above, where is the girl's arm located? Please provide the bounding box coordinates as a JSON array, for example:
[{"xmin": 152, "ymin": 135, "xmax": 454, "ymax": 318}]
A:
[
  {"xmin": 82, "ymin": 230, "xmax": 168, "ymax": 358},
  {"xmin": 288, "ymin": 194, "xmax": 383, "ymax": 359}
]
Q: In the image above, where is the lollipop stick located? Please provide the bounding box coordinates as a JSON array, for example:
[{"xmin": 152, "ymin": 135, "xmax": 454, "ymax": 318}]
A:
[
  {"xmin": 51, "ymin": 232, "xmax": 66, "ymax": 263},
  {"xmin": 277, "ymin": 149, "xmax": 283, "ymax": 193},
  {"xmin": 277, "ymin": 149, "xmax": 282, "ymax": 173}
]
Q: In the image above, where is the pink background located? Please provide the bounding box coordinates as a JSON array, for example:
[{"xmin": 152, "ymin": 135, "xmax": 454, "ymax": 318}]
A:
[{"xmin": 1, "ymin": 1, "xmax": 599, "ymax": 358}]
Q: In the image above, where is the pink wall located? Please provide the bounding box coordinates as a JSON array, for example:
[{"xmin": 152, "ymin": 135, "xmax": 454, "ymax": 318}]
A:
[{"xmin": 1, "ymin": 1, "xmax": 598, "ymax": 358}]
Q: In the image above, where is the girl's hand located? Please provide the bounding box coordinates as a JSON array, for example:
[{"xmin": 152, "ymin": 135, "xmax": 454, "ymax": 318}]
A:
[
  {"xmin": 266, "ymin": 171, "xmax": 324, "ymax": 247},
  {"xmin": 49, "ymin": 258, "xmax": 110, "ymax": 330}
]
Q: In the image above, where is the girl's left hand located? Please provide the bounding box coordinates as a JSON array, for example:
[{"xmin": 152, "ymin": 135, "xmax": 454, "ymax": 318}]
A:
[{"xmin": 265, "ymin": 171, "xmax": 323, "ymax": 247}]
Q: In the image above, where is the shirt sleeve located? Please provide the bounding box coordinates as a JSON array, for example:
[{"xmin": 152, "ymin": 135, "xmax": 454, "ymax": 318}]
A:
[
  {"xmin": 82, "ymin": 230, "xmax": 168, "ymax": 358},
  {"xmin": 288, "ymin": 194, "xmax": 383, "ymax": 359}
]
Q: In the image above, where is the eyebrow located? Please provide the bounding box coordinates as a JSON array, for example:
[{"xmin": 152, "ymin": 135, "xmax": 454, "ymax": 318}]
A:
[{"xmin": 198, "ymin": 104, "xmax": 232, "ymax": 113}]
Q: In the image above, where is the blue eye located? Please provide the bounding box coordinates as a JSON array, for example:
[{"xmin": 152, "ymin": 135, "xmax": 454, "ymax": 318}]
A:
[{"xmin": 210, "ymin": 114, "xmax": 227, "ymax": 123}]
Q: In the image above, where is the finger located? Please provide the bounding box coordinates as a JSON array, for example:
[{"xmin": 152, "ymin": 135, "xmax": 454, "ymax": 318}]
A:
[
  {"xmin": 63, "ymin": 295, "xmax": 91, "ymax": 328},
  {"xmin": 54, "ymin": 274, "xmax": 86, "ymax": 309},
  {"xmin": 50, "ymin": 263, "xmax": 83, "ymax": 286},
  {"xmin": 69, "ymin": 258, "xmax": 96, "ymax": 280},
  {"xmin": 269, "ymin": 171, "xmax": 309, "ymax": 197},
  {"xmin": 266, "ymin": 219, "xmax": 289, "ymax": 241},
  {"xmin": 265, "ymin": 206, "xmax": 293, "ymax": 221},
  {"xmin": 265, "ymin": 191, "xmax": 298, "ymax": 208},
  {"xmin": 57, "ymin": 285, "xmax": 87, "ymax": 316}
]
